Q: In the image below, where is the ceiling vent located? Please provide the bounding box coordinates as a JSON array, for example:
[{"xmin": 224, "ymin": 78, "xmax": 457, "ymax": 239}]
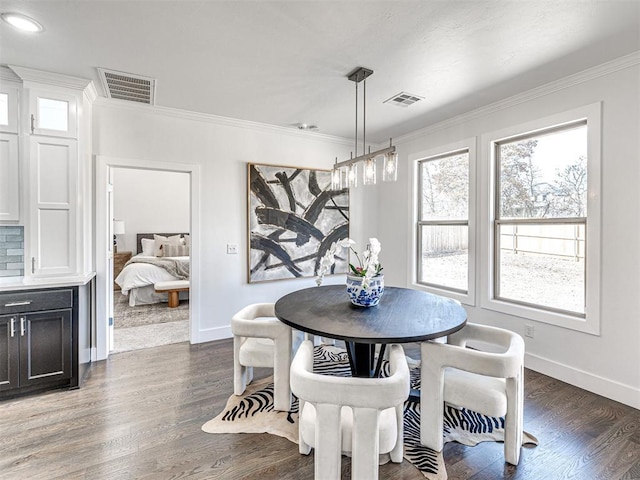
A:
[
  {"xmin": 384, "ymin": 91, "xmax": 424, "ymax": 107},
  {"xmin": 296, "ymin": 123, "xmax": 318, "ymax": 131},
  {"xmin": 97, "ymin": 68, "xmax": 156, "ymax": 105}
]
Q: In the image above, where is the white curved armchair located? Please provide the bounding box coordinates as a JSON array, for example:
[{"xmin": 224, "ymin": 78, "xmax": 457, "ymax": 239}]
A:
[
  {"xmin": 232, "ymin": 303, "xmax": 293, "ymax": 411},
  {"xmin": 420, "ymin": 323, "xmax": 525, "ymax": 465},
  {"xmin": 290, "ymin": 340, "xmax": 410, "ymax": 480}
]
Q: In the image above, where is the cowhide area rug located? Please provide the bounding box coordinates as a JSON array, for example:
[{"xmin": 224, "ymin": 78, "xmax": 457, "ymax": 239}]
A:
[{"xmin": 202, "ymin": 345, "xmax": 538, "ymax": 479}]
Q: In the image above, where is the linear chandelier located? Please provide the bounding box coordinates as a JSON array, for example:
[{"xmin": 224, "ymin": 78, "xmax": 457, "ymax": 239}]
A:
[{"xmin": 331, "ymin": 67, "xmax": 398, "ymax": 190}]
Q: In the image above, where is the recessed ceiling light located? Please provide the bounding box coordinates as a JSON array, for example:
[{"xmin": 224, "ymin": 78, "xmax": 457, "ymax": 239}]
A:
[{"xmin": 1, "ymin": 12, "xmax": 44, "ymax": 33}]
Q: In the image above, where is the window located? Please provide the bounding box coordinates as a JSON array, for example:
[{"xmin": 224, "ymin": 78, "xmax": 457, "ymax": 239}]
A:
[
  {"xmin": 415, "ymin": 138, "xmax": 475, "ymax": 304},
  {"xmin": 495, "ymin": 123, "xmax": 587, "ymax": 315},
  {"xmin": 482, "ymin": 103, "xmax": 601, "ymax": 334},
  {"xmin": 37, "ymin": 97, "xmax": 69, "ymax": 132}
]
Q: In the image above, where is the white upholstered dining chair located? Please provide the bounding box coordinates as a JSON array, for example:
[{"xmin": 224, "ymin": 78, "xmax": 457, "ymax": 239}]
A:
[
  {"xmin": 290, "ymin": 340, "xmax": 410, "ymax": 480},
  {"xmin": 420, "ymin": 322, "xmax": 525, "ymax": 465},
  {"xmin": 231, "ymin": 303, "xmax": 294, "ymax": 411}
]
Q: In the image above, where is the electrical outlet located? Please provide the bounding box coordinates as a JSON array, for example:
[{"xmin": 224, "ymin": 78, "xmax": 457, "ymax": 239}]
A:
[
  {"xmin": 525, "ymin": 324, "xmax": 534, "ymax": 338},
  {"xmin": 227, "ymin": 244, "xmax": 238, "ymax": 254}
]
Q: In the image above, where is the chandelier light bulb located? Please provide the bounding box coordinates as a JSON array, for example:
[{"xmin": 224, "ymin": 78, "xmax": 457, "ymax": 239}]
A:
[
  {"xmin": 339, "ymin": 166, "xmax": 349, "ymax": 189},
  {"xmin": 383, "ymin": 151, "xmax": 398, "ymax": 182},
  {"xmin": 363, "ymin": 157, "xmax": 377, "ymax": 185},
  {"xmin": 331, "ymin": 167, "xmax": 341, "ymax": 191},
  {"xmin": 347, "ymin": 163, "xmax": 358, "ymax": 188}
]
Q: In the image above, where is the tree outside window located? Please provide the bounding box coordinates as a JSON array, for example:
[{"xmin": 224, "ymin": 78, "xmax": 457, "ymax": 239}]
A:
[
  {"xmin": 417, "ymin": 150, "xmax": 469, "ymax": 293},
  {"xmin": 495, "ymin": 122, "xmax": 587, "ymax": 315}
]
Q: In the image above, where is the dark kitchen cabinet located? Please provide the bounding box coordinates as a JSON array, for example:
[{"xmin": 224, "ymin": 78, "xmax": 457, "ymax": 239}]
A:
[{"xmin": 0, "ymin": 286, "xmax": 87, "ymax": 398}]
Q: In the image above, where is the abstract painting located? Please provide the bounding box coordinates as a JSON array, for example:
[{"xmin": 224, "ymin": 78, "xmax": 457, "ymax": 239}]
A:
[{"xmin": 248, "ymin": 163, "xmax": 349, "ymax": 282}]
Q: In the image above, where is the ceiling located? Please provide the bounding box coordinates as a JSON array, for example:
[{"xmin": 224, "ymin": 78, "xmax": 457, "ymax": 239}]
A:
[{"xmin": 1, "ymin": 1, "xmax": 639, "ymax": 143}]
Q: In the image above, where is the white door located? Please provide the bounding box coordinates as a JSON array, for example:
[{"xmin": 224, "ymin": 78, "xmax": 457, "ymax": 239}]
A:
[
  {"xmin": 29, "ymin": 136, "xmax": 77, "ymax": 276},
  {"xmin": 0, "ymin": 133, "xmax": 19, "ymax": 222}
]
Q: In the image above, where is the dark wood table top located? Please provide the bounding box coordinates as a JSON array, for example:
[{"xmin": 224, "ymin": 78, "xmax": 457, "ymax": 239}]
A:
[{"xmin": 275, "ymin": 285, "xmax": 467, "ymax": 344}]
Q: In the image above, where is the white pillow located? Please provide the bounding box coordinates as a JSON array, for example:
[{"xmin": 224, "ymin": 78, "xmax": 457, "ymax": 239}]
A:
[
  {"xmin": 183, "ymin": 234, "xmax": 190, "ymax": 246},
  {"xmin": 141, "ymin": 238, "xmax": 155, "ymax": 256},
  {"xmin": 154, "ymin": 234, "xmax": 181, "ymax": 256},
  {"xmin": 162, "ymin": 243, "xmax": 190, "ymax": 257}
]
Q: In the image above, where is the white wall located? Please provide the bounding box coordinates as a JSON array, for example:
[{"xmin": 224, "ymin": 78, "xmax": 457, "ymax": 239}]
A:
[
  {"xmin": 112, "ymin": 168, "xmax": 190, "ymax": 253},
  {"xmin": 380, "ymin": 57, "xmax": 640, "ymax": 408},
  {"xmin": 94, "ymin": 105, "xmax": 355, "ymax": 344}
]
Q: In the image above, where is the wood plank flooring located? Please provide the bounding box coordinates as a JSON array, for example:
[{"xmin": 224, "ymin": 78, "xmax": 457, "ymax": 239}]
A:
[{"xmin": 0, "ymin": 339, "xmax": 638, "ymax": 480}]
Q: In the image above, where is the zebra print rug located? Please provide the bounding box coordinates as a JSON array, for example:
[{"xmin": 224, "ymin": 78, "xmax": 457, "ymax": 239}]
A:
[{"xmin": 202, "ymin": 345, "xmax": 537, "ymax": 479}]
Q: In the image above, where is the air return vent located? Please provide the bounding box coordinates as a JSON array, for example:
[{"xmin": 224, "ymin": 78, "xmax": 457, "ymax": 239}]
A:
[
  {"xmin": 98, "ymin": 68, "xmax": 156, "ymax": 104},
  {"xmin": 384, "ymin": 91, "xmax": 424, "ymax": 107}
]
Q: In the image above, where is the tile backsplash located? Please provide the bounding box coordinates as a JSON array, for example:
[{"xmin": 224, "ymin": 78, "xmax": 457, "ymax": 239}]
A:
[{"xmin": 0, "ymin": 226, "xmax": 24, "ymax": 277}]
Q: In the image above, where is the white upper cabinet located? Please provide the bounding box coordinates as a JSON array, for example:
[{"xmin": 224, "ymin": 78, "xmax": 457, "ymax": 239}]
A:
[
  {"xmin": 28, "ymin": 136, "xmax": 78, "ymax": 276},
  {"xmin": 4, "ymin": 66, "xmax": 93, "ymax": 278},
  {"xmin": 28, "ymin": 89, "xmax": 78, "ymax": 138},
  {"xmin": 26, "ymin": 88, "xmax": 80, "ymax": 275},
  {"xmin": 0, "ymin": 86, "xmax": 19, "ymax": 134},
  {"xmin": 0, "ymin": 84, "xmax": 20, "ymax": 222},
  {"xmin": 0, "ymin": 133, "xmax": 20, "ymax": 222}
]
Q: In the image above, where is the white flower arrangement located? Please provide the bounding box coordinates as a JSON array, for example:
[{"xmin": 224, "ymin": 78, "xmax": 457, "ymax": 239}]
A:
[{"xmin": 315, "ymin": 237, "xmax": 383, "ymax": 289}]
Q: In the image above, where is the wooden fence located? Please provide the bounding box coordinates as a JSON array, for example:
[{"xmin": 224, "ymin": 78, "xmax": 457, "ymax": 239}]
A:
[
  {"xmin": 422, "ymin": 223, "xmax": 585, "ymax": 260},
  {"xmin": 499, "ymin": 224, "xmax": 585, "ymax": 260}
]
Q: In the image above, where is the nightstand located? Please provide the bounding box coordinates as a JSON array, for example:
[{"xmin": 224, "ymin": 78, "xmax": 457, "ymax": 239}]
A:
[{"xmin": 113, "ymin": 251, "xmax": 132, "ymax": 290}]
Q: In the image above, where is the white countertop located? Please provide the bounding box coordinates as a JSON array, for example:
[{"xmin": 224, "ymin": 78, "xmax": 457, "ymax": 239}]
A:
[{"xmin": 0, "ymin": 272, "xmax": 96, "ymax": 292}]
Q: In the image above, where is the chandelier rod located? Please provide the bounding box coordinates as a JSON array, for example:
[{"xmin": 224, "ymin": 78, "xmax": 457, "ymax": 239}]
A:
[
  {"xmin": 363, "ymin": 76, "xmax": 366, "ymax": 157},
  {"xmin": 355, "ymin": 78, "xmax": 358, "ymax": 158}
]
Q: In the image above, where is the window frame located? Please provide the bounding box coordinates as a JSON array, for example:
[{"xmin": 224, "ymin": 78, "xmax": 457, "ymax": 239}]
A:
[
  {"xmin": 480, "ymin": 103, "xmax": 601, "ymax": 334},
  {"xmin": 410, "ymin": 138, "xmax": 477, "ymax": 306}
]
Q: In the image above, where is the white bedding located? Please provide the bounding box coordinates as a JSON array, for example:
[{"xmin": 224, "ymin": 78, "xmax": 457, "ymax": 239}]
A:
[{"xmin": 115, "ymin": 254, "xmax": 189, "ymax": 306}]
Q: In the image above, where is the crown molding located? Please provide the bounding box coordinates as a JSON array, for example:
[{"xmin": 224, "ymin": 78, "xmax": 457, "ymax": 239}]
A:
[
  {"xmin": 93, "ymin": 96, "xmax": 354, "ymax": 146},
  {"xmin": 395, "ymin": 51, "xmax": 640, "ymax": 145},
  {"xmin": 8, "ymin": 65, "xmax": 92, "ymax": 91},
  {"xmin": 83, "ymin": 81, "xmax": 99, "ymax": 104},
  {"xmin": 0, "ymin": 66, "xmax": 21, "ymax": 84}
]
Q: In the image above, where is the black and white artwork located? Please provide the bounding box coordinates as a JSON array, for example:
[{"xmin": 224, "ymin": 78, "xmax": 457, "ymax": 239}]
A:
[{"xmin": 248, "ymin": 163, "xmax": 349, "ymax": 283}]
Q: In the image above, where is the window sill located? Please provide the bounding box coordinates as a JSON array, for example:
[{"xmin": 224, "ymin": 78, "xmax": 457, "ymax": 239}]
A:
[
  {"xmin": 480, "ymin": 297, "xmax": 600, "ymax": 335},
  {"xmin": 411, "ymin": 281, "xmax": 475, "ymax": 308}
]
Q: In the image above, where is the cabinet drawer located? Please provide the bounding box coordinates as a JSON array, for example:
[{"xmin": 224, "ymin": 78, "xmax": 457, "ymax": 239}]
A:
[{"xmin": 0, "ymin": 289, "xmax": 73, "ymax": 315}]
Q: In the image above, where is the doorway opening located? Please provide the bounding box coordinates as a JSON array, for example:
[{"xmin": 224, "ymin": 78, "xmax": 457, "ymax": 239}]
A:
[
  {"xmin": 111, "ymin": 167, "xmax": 191, "ymax": 353},
  {"xmin": 95, "ymin": 155, "xmax": 200, "ymax": 361}
]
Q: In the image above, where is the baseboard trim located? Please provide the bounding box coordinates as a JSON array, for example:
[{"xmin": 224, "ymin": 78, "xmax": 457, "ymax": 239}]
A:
[
  {"xmin": 525, "ymin": 352, "xmax": 640, "ymax": 410},
  {"xmin": 192, "ymin": 325, "xmax": 232, "ymax": 344}
]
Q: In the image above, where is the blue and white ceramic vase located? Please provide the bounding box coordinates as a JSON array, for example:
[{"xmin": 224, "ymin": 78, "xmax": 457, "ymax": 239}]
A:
[{"xmin": 346, "ymin": 274, "xmax": 384, "ymax": 307}]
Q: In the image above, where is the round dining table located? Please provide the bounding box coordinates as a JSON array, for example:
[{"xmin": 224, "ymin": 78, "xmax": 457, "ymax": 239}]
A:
[{"xmin": 275, "ymin": 284, "xmax": 467, "ymax": 378}]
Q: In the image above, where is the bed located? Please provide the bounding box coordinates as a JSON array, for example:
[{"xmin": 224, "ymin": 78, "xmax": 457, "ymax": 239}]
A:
[{"xmin": 115, "ymin": 233, "xmax": 190, "ymax": 306}]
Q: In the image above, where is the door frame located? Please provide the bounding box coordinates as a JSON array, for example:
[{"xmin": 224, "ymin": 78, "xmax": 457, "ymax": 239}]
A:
[{"xmin": 95, "ymin": 155, "xmax": 200, "ymax": 361}]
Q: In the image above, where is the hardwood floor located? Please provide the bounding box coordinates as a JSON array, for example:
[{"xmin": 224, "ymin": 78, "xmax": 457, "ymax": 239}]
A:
[{"xmin": 1, "ymin": 339, "xmax": 638, "ymax": 480}]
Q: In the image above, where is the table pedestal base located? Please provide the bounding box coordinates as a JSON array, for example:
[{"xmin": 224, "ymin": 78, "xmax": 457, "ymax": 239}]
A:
[
  {"xmin": 407, "ymin": 389, "xmax": 420, "ymax": 403},
  {"xmin": 345, "ymin": 342, "xmax": 387, "ymax": 378},
  {"xmin": 345, "ymin": 341, "xmax": 420, "ymax": 402}
]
